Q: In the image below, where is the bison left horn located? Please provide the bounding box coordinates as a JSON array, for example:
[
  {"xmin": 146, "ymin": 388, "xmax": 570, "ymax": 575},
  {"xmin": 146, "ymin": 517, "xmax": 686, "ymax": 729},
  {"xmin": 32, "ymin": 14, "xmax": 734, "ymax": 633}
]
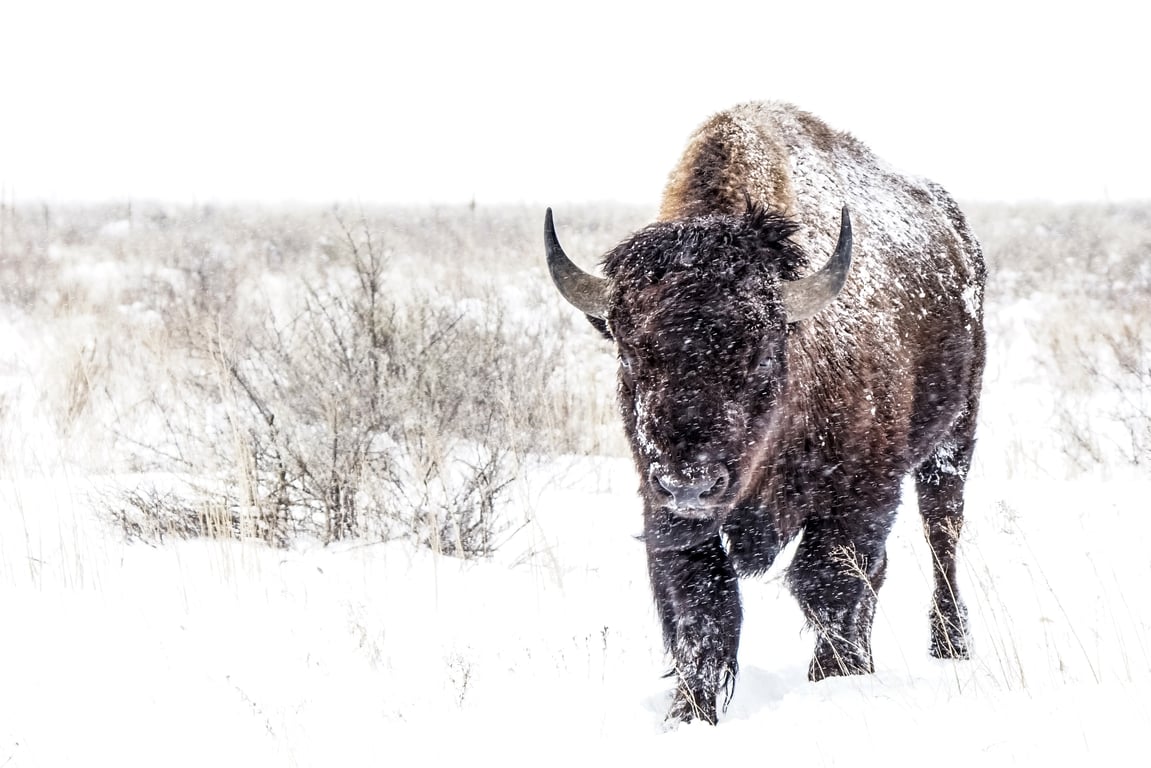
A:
[
  {"xmin": 545, "ymin": 208, "xmax": 611, "ymax": 319},
  {"xmin": 781, "ymin": 206, "xmax": 853, "ymax": 322}
]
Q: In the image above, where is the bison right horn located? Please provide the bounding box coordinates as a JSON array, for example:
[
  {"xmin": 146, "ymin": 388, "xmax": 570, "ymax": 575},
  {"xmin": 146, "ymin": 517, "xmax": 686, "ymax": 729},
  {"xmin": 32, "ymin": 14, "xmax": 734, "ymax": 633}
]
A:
[
  {"xmin": 781, "ymin": 206, "xmax": 853, "ymax": 322},
  {"xmin": 545, "ymin": 208, "xmax": 611, "ymax": 320}
]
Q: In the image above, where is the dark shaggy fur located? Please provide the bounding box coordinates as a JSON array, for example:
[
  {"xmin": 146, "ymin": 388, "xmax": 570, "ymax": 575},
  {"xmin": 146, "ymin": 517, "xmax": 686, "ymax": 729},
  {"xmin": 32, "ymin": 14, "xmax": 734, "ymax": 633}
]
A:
[{"xmin": 552, "ymin": 102, "xmax": 986, "ymax": 725}]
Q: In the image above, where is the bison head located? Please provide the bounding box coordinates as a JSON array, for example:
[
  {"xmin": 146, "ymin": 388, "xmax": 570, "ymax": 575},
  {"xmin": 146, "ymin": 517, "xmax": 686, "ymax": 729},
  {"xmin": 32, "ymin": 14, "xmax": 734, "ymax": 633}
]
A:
[{"xmin": 546, "ymin": 205, "xmax": 851, "ymax": 521}]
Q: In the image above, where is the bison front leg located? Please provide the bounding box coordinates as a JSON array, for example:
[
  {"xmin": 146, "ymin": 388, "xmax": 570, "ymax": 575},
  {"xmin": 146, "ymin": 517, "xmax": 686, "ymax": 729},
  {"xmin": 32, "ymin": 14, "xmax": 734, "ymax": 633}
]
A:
[
  {"xmin": 789, "ymin": 517, "xmax": 891, "ymax": 681},
  {"xmin": 648, "ymin": 535, "xmax": 741, "ymax": 725}
]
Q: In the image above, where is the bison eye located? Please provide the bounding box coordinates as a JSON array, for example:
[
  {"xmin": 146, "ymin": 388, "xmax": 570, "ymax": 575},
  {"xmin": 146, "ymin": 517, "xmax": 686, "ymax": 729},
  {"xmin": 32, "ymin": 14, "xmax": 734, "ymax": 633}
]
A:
[
  {"xmin": 619, "ymin": 351, "xmax": 637, "ymax": 376},
  {"xmin": 753, "ymin": 349, "xmax": 778, "ymax": 377}
]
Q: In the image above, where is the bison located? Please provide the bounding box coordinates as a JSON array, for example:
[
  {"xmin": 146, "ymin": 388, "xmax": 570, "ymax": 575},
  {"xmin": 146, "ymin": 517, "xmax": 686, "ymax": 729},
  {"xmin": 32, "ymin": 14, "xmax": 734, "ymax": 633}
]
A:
[{"xmin": 544, "ymin": 101, "xmax": 986, "ymax": 724}]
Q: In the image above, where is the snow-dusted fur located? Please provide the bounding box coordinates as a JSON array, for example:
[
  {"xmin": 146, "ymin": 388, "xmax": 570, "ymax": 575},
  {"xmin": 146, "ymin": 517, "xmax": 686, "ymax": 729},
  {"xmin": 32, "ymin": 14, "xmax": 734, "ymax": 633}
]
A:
[{"xmin": 561, "ymin": 102, "xmax": 986, "ymax": 723}]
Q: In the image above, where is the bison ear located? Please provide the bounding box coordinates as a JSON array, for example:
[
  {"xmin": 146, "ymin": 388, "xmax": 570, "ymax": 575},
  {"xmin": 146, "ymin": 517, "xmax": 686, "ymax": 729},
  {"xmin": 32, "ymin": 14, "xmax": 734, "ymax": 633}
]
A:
[
  {"xmin": 781, "ymin": 206, "xmax": 852, "ymax": 322},
  {"xmin": 545, "ymin": 208, "xmax": 612, "ymax": 320}
]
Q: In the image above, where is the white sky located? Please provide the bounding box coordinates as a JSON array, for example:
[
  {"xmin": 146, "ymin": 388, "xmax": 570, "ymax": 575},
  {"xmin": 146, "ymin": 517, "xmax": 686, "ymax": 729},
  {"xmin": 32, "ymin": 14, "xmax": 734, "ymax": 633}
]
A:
[{"xmin": 1, "ymin": 0, "xmax": 1147, "ymax": 206}]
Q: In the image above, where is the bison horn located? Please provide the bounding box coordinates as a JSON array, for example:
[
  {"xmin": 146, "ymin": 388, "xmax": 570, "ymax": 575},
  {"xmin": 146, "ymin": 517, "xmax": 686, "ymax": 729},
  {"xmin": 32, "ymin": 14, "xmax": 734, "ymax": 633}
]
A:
[
  {"xmin": 781, "ymin": 206, "xmax": 853, "ymax": 322},
  {"xmin": 545, "ymin": 208, "xmax": 611, "ymax": 319}
]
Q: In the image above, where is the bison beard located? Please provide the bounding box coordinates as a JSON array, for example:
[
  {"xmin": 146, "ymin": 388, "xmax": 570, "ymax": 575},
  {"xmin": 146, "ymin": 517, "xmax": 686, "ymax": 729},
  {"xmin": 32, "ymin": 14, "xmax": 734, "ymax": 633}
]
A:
[{"xmin": 544, "ymin": 101, "xmax": 985, "ymax": 725}]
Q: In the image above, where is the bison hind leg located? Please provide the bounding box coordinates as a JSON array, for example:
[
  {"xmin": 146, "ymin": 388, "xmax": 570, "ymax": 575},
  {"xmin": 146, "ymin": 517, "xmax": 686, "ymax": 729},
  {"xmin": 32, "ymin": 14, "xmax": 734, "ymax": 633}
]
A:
[{"xmin": 915, "ymin": 427, "xmax": 977, "ymax": 660}]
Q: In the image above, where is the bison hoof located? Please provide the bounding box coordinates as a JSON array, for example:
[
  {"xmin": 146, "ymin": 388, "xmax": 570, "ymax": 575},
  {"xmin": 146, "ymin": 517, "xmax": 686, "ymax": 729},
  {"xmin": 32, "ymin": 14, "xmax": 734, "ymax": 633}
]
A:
[
  {"xmin": 808, "ymin": 657, "xmax": 874, "ymax": 682},
  {"xmin": 808, "ymin": 640, "xmax": 874, "ymax": 682},
  {"xmin": 667, "ymin": 687, "xmax": 718, "ymax": 726},
  {"xmin": 930, "ymin": 604, "xmax": 970, "ymax": 659},
  {"xmin": 930, "ymin": 621, "xmax": 970, "ymax": 660}
]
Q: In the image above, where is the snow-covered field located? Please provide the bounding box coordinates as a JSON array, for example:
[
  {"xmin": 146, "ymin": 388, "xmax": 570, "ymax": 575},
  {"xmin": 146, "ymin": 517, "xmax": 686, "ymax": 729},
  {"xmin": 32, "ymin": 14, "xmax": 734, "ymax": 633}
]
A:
[{"xmin": 2, "ymin": 203, "xmax": 1148, "ymax": 765}]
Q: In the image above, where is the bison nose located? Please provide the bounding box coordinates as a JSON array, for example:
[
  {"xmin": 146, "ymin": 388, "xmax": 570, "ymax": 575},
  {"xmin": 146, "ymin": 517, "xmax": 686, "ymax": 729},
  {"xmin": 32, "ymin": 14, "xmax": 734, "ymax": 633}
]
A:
[{"xmin": 651, "ymin": 463, "xmax": 730, "ymax": 510}]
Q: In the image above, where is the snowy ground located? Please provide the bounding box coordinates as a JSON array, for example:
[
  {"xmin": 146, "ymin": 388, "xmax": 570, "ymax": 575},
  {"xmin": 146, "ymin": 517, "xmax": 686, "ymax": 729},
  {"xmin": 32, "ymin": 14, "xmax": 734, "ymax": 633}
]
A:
[{"xmin": 2, "ymin": 204, "xmax": 1150, "ymax": 766}]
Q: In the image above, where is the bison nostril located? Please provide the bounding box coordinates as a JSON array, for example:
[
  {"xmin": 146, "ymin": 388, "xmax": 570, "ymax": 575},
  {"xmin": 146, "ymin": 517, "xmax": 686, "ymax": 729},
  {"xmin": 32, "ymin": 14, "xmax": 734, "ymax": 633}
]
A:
[
  {"xmin": 705, "ymin": 463, "xmax": 730, "ymax": 498},
  {"xmin": 651, "ymin": 463, "xmax": 729, "ymax": 508}
]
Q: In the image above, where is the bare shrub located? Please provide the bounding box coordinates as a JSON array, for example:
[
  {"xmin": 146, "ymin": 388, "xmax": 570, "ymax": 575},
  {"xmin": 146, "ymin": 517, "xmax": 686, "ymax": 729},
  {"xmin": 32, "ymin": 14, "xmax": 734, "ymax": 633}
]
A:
[
  {"xmin": 75, "ymin": 206, "xmax": 628, "ymax": 554},
  {"xmin": 105, "ymin": 485, "xmax": 239, "ymax": 544},
  {"xmin": 159, "ymin": 215, "xmax": 531, "ymax": 551}
]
